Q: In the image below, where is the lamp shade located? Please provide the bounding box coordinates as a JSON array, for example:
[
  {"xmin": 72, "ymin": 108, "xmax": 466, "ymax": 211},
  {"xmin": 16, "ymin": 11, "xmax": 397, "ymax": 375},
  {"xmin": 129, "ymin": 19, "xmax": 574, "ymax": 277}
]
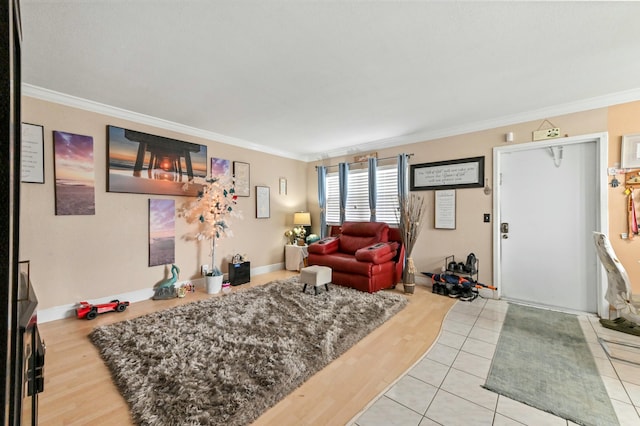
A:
[{"xmin": 293, "ymin": 212, "xmax": 311, "ymax": 226}]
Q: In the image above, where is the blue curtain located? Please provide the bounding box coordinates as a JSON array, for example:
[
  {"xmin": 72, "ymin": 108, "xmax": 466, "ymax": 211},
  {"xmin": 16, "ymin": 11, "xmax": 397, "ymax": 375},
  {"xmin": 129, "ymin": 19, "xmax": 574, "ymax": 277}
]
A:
[
  {"xmin": 317, "ymin": 166, "xmax": 327, "ymax": 238},
  {"xmin": 339, "ymin": 162, "xmax": 349, "ymax": 224},
  {"xmin": 368, "ymin": 157, "xmax": 377, "ymax": 221},
  {"xmin": 397, "ymin": 153, "xmax": 409, "ymax": 226}
]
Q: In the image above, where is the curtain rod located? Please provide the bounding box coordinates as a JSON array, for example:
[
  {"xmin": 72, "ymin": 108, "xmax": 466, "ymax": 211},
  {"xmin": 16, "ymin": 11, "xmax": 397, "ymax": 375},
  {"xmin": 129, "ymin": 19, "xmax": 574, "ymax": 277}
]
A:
[{"xmin": 315, "ymin": 153, "xmax": 413, "ymax": 170}]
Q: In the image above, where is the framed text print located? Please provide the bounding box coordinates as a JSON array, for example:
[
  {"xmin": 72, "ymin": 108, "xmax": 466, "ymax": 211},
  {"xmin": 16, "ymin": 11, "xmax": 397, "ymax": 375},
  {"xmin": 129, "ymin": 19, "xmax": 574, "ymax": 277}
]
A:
[{"xmin": 256, "ymin": 185, "xmax": 270, "ymax": 218}]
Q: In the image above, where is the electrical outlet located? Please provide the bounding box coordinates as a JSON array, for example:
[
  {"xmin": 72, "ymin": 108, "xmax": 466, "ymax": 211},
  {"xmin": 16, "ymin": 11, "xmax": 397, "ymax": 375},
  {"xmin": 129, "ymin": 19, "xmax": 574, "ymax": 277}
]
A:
[
  {"xmin": 483, "ymin": 213, "xmax": 491, "ymax": 223},
  {"xmin": 532, "ymin": 128, "xmax": 560, "ymax": 141},
  {"xmin": 201, "ymin": 265, "xmax": 209, "ymax": 275},
  {"xmin": 621, "ymin": 233, "xmax": 628, "ymax": 239}
]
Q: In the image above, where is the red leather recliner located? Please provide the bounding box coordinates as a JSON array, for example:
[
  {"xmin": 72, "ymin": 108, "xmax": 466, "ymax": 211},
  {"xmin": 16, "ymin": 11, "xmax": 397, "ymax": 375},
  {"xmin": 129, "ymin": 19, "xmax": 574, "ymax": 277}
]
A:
[{"xmin": 307, "ymin": 222, "xmax": 405, "ymax": 293}]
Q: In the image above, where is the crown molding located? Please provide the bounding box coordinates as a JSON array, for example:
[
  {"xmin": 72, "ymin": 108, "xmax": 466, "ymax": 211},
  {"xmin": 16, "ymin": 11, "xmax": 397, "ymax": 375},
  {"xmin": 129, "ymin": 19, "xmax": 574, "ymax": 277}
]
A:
[
  {"xmin": 312, "ymin": 87, "xmax": 640, "ymax": 162},
  {"xmin": 24, "ymin": 84, "xmax": 640, "ymax": 163},
  {"xmin": 22, "ymin": 84, "xmax": 306, "ymax": 162}
]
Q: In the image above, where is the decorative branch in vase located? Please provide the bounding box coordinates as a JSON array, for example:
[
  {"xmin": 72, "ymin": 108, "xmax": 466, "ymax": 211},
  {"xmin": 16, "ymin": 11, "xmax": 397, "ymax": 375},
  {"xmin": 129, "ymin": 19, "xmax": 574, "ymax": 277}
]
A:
[
  {"xmin": 180, "ymin": 176, "xmax": 241, "ymax": 293},
  {"xmin": 398, "ymin": 193, "xmax": 426, "ymax": 294}
]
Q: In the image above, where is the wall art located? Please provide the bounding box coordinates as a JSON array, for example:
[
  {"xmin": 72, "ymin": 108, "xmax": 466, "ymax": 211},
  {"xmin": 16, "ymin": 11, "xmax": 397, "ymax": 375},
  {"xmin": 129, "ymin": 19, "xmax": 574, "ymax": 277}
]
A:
[
  {"xmin": 148, "ymin": 199, "xmax": 176, "ymax": 267},
  {"xmin": 233, "ymin": 161, "xmax": 250, "ymax": 197},
  {"xmin": 21, "ymin": 123, "xmax": 44, "ymax": 183},
  {"xmin": 256, "ymin": 185, "xmax": 270, "ymax": 218},
  {"xmin": 53, "ymin": 131, "xmax": 95, "ymax": 215},
  {"xmin": 434, "ymin": 189, "xmax": 456, "ymax": 229},
  {"xmin": 211, "ymin": 157, "xmax": 230, "ymax": 177},
  {"xmin": 107, "ymin": 125, "xmax": 207, "ymax": 196},
  {"xmin": 410, "ymin": 156, "xmax": 484, "ymax": 191},
  {"xmin": 621, "ymin": 133, "xmax": 640, "ymax": 169}
]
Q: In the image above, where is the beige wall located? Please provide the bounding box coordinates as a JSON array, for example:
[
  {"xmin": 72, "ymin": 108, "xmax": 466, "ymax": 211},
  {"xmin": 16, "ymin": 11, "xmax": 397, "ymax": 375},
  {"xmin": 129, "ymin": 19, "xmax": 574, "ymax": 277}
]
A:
[
  {"xmin": 23, "ymin": 95, "xmax": 640, "ymax": 312},
  {"xmin": 608, "ymin": 101, "xmax": 640, "ymax": 292},
  {"xmin": 21, "ymin": 97, "xmax": 309, "ymax": 309},
  {"xmin": 307, "ymin": 108, "xmax": 610, "ymax": 288}
]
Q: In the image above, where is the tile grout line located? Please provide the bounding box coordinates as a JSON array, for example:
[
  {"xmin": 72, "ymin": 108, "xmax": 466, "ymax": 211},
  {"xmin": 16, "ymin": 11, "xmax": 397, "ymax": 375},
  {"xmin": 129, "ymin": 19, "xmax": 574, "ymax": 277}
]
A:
[{"xmin": 421, "ymin": 298, "xmax": 496, "ymax": 424}]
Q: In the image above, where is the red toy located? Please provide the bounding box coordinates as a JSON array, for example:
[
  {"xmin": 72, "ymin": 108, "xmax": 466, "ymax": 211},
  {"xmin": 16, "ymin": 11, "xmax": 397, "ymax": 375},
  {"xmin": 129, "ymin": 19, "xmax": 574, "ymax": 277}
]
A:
[{"xmin": 76, "ymin": 300, "xmax": 129, "ymax": 320}]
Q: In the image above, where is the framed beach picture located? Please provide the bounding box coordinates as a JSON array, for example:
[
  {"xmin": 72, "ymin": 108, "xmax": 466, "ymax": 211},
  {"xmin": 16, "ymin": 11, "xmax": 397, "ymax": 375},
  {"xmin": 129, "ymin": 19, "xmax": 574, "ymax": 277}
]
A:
[
  {"xmin": 211, "ymin": 157, "xmax": 230, "ymax": 177},
  {"xmin": 53, "ymin": 131, "xmax": 95, "ymax": 215},
  {"xmin": 148, "ymin": 199, "xmax": 176, "ymax": 267},
  {"xmin": 233, "ymin": 161, "xmax": 250, "ymax": 197},
  {"xmin": 107, "ymin": 125, "xmax": 207, "ymax": 196}
]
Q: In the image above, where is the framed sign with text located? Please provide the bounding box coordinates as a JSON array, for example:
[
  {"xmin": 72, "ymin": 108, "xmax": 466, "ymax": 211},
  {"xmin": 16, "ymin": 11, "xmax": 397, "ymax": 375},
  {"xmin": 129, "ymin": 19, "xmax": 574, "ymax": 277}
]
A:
[
  {"xmin": 410, "ymin": 156, "xmax": 484, "ymax": 191},
  {"xmin": 21, "ymin": 123, "xmax": 45, "ymax": 183}
]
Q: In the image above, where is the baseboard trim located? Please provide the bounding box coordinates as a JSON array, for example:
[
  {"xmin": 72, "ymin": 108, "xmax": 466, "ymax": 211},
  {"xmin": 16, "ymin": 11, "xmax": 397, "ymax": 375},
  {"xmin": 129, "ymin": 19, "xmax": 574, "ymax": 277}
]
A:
[{"xmin": 37, "ymin": 263, "xmax": 285, "ymax": 323}]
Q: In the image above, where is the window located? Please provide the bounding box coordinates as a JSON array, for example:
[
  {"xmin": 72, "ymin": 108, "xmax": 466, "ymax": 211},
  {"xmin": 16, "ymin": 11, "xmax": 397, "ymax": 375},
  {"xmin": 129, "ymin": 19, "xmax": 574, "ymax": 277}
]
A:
[
  {"xmin": 325, "ymin": 164, "xmax": 399, "ymax": 226},
  {"xmin": 375, "ymin": 165, "xmax": 399, "ymax": 225},
  {"xmin": 326, "ymin": 173, "xmax": 340, "ymax": 224}
]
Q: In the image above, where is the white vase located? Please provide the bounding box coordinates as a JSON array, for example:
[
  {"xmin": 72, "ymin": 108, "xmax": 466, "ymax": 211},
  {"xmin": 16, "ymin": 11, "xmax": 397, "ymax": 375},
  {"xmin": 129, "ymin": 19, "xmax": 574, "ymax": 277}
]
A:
[{"xmin": 206, "ymin": 275, "xmax": 223, "ymax": 294}]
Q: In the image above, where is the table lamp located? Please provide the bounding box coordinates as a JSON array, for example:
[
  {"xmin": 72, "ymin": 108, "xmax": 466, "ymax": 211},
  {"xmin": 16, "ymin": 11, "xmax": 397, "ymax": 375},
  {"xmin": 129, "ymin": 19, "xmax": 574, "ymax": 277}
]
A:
[{"xmin": 293, "ymin": 212, "xmax": 311, "ymax": 244}]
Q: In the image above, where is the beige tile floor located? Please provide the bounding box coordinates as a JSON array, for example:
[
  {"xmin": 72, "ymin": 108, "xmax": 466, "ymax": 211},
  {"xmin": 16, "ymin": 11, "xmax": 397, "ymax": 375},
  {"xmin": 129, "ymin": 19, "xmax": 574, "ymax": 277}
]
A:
[{"xmin": 350, "ymin": 297, "xmax": 640, "ymax": 426}]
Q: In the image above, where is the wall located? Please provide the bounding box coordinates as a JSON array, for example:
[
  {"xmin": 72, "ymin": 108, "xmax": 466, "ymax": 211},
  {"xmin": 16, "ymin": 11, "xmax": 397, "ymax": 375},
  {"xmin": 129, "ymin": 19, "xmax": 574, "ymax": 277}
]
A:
[
  {"xmin": 23, "ymin": 96, "xmax": 640, "ymax": 312},
  {"xmin": 307, "ymin": 108, "xmax": 609, "ymax": 288},
  {"xmin": 608, "ymin": 101, "xmax": 640, "ymax": 292},
  {"xmin": 21, "ymin": 97, "xmax": 308, "ymax": 310}
]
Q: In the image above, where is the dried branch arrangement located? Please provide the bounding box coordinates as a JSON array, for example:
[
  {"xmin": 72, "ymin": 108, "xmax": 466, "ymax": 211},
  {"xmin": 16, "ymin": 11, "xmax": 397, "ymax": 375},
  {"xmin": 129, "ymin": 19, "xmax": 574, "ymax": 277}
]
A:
[
  {"xmin": 398, "ymin": 193, "xmax": 426, "ymax": 288},
  {"xmin": 398, "ymin": 193, "xmax": 426, "ymax": 257}
]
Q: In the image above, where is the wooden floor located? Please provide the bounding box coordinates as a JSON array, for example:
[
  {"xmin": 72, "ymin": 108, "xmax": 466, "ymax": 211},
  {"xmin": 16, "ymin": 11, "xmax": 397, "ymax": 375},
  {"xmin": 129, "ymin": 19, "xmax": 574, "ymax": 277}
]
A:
[{"xmin": 37, "ymin": 270, "xmax": 455, "ymax": 426}]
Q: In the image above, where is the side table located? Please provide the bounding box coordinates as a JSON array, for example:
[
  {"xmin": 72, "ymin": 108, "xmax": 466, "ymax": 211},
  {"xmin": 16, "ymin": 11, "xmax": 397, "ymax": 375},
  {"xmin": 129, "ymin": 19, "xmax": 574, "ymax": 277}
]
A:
[{"xmin": 285, "ymin": 244, "xmax": 308, "ymax": 271}]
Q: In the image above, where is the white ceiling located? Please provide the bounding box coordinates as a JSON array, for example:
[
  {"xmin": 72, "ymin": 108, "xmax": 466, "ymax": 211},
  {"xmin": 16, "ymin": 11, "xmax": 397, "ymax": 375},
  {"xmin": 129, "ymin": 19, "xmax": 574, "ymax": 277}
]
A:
[{"xmin": 19, "ymin": 1, "xmax": 640, "ymax": 162}]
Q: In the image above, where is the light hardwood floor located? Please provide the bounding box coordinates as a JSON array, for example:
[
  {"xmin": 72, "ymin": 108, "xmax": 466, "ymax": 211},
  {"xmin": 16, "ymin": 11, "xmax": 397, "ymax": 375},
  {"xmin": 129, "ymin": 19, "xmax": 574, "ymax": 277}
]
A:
[{"xmin": 37, "ymin": 270, "xmax": 455, "ymax": 425}]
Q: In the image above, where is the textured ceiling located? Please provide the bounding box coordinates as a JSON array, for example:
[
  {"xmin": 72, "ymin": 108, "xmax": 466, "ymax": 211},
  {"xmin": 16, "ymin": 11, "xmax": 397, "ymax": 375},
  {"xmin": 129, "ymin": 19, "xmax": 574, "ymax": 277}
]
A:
[{"xmin": 19, "ymin": 1, "xmax": 640, "ymax": 161}]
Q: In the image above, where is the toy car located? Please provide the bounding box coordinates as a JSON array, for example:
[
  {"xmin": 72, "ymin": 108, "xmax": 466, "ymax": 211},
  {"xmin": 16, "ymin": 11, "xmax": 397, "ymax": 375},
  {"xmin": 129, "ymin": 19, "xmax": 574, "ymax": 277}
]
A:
[{"xmin": 76, "ymin": 300, "xmax": 129, "ymax": 320}]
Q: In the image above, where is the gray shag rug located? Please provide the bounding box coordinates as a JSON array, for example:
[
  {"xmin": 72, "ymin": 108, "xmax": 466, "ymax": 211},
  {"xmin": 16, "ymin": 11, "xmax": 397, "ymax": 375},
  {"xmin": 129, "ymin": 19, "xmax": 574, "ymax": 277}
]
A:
[
  {"xmin": 484, "ymin": 304, "xmax": 618, "ymax": 426},
  {"xmin": 90, "ymin": 277, "xmax": 407, "ymax": 425}
]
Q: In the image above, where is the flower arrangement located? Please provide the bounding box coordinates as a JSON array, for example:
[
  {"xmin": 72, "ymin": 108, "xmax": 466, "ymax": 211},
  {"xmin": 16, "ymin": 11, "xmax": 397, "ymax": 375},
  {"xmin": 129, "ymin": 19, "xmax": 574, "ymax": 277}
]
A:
[
  {"xmin": 284, "ymin": 226, "xmax": 307, "ymax": 245},
  {"xmin": 180, "ymin": 176, "xmax": 240, "ymax": 276}
]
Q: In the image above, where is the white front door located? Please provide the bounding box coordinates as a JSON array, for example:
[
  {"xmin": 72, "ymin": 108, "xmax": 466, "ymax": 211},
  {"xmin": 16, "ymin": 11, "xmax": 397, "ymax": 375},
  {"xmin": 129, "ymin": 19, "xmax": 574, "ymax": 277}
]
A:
[{"xmin": 495, "ymin": 136, "xmax": 603, "ymax": 313}]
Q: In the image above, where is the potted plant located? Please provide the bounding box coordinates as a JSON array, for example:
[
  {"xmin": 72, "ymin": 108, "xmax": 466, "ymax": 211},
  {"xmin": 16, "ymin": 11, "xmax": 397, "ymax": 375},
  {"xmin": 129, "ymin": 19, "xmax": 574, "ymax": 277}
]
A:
[
  {"xmin": 180, "ymin": 175, "xmax": 240, "ymax": 294},
  {"xmin": 398, "ymin": 193, "xmax": 426, "ymax": 294}
]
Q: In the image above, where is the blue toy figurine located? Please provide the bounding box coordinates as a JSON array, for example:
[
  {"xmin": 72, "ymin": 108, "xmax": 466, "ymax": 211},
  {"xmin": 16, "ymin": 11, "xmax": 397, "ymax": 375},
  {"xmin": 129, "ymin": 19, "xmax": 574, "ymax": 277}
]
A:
[
  {"xmin": 154, "ymin": 264, "xmax": 180, "ymax": 300},
  {"xmin": 158, "ymin": 264, "xmax": 180, "ymax": 288}
]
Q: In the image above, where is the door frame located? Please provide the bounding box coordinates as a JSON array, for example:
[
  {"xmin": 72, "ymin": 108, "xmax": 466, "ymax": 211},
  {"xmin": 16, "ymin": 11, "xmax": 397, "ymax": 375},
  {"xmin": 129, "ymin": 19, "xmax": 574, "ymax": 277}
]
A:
[{"xmin": 492, "ymin": 132, "xmax": 609, "ymax": 317}]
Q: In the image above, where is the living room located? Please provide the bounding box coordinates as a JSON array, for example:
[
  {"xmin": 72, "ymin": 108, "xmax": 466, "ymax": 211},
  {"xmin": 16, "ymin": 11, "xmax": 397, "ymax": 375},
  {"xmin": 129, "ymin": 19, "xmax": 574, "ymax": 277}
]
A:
[
  {"xmin": 5, "ymin": 1, "xmax": 640, "ymax": 425},
  {"xmin": 19, "ymin": 97, "xmax": 640, "ymax": 320}
]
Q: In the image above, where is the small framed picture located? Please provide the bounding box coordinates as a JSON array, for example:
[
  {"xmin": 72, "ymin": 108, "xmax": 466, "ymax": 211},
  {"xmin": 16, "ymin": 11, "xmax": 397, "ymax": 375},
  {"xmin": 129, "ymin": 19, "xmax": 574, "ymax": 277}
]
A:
[
  {"xmin": 256, "ymin": 186, "xmax": 270, "ymax": 218},
  {"xmin": 621, "ymin": 134, "xmax": 640, "ymax": 169},
  {"xmin": 279, "ymin": 177, "xmax": 287, "ymax": 195},
  {"xmin": 21, "ymin": 123, "xmax": 45, "ymax": 184},
  {"xmin": 233, "ymin": 161, "xmax": 250, "ymax": 197}
]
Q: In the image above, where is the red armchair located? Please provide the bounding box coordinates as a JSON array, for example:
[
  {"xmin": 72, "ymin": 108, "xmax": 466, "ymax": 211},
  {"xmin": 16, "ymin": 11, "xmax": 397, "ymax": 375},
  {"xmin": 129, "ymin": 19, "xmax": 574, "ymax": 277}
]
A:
[{"xmin": 307, "ymin": 222, "xmax": 405, "ymax": 293}]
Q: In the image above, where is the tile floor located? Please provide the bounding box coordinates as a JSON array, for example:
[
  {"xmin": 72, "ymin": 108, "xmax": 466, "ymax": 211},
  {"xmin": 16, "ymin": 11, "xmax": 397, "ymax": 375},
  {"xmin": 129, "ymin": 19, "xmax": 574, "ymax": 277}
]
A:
[{"xmin": 350, "ymin": 296, "xmax": 640, "ymax": 426}]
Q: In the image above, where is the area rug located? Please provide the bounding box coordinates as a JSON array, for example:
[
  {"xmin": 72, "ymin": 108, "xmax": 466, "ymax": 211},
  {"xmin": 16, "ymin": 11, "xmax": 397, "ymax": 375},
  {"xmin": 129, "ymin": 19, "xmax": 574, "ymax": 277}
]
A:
[
  {"xmin": 90, "ymin": 277, "xmax": 407, "ymax": 426},
  {"xmin": 483, "ymin": 304, "xmax": 618, "ymax": 426}
]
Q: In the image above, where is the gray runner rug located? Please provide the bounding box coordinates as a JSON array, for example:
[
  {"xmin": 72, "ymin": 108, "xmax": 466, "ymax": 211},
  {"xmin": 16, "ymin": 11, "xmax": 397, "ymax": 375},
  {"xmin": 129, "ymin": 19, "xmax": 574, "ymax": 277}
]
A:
[{"xmin": 484, "ymin": 303, "xmax": 618, "ymax": 426}]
